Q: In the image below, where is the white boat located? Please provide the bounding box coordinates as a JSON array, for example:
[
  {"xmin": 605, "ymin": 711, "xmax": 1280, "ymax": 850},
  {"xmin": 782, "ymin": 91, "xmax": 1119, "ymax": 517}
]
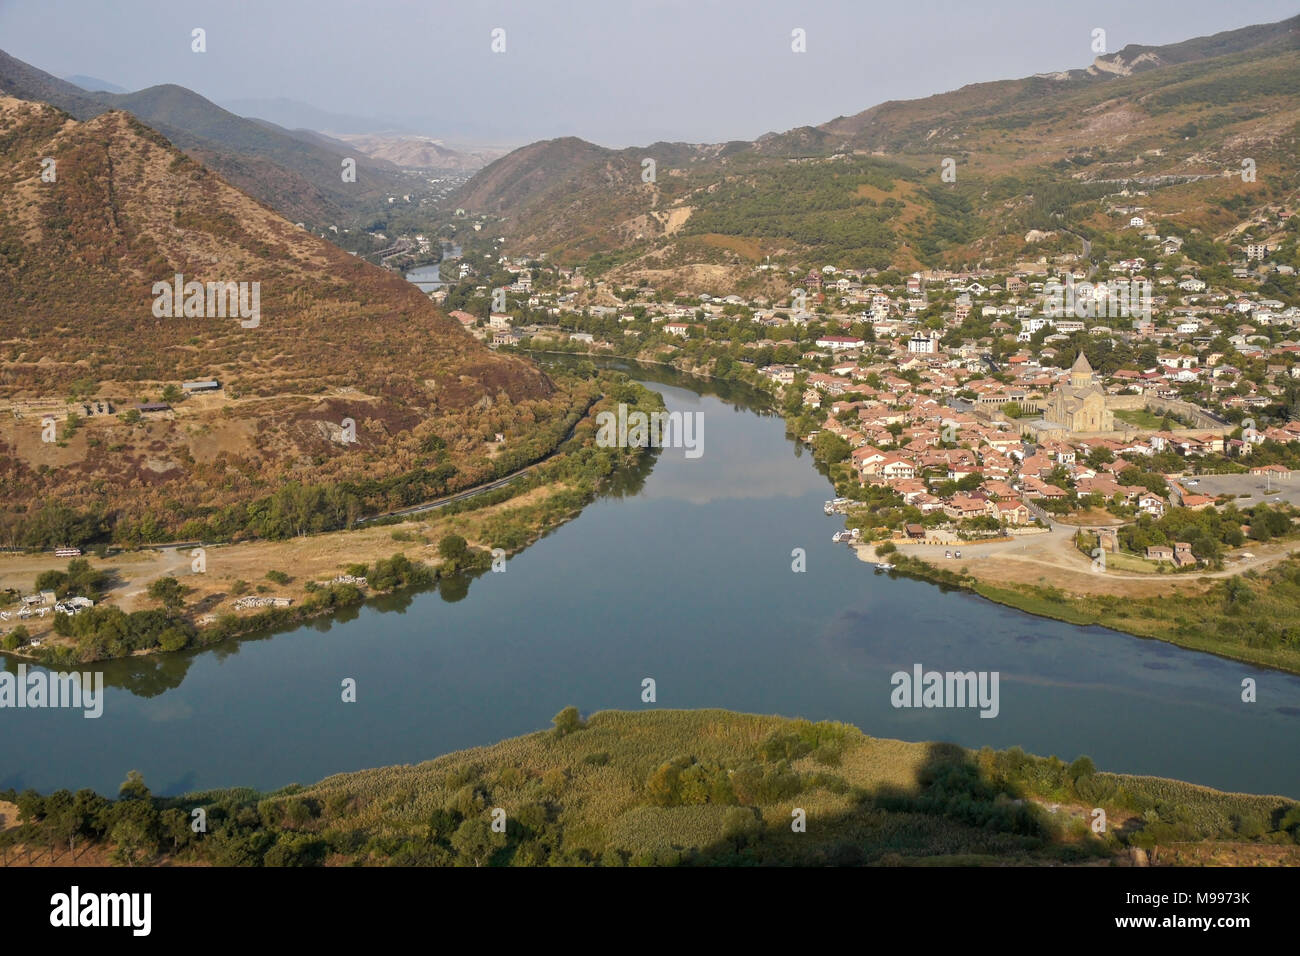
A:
[{"xmin": 875, "ymin": 562, "xmax": 895, "ymax": 571}]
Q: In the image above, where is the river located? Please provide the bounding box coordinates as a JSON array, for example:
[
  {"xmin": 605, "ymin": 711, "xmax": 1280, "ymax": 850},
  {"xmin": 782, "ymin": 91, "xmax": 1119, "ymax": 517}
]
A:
[
  {"xmin": 405, "ymin": 242, "xmax": 461, "ymax": 292},
  {"xmin": 4, "ymin": 361, "xmax": 1299, "ymax": 798}
]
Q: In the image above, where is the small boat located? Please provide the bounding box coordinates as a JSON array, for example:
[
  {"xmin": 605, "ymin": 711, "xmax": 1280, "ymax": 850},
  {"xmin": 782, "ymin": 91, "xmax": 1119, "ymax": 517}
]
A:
[{"xmin": 875, "ymin": 562, "xmax": 895, "ymax": 571}]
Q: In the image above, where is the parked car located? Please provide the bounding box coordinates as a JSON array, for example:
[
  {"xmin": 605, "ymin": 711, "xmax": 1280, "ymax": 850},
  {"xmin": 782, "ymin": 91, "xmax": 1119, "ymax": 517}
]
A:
[
  {"xmin": 944, "ymin": 550, "xmax": 952, "ymax": 558},
  {"xmin": 954, "ymin": 550, "xmax": 962, "ymax": 559}
]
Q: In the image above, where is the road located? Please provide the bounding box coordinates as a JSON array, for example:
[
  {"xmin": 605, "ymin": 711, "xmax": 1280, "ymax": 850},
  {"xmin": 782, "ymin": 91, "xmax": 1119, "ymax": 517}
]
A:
[
  {"xmin": 356, "ymin": 470, "xmax": 528, "ymax": 524},
  {"xmin": 355, "ymin": 401, "xmax": 593, "ymax": 524},
  {"xmin": 1060, "ymin": 228, "xmax": 1095, "ymax": 279}
]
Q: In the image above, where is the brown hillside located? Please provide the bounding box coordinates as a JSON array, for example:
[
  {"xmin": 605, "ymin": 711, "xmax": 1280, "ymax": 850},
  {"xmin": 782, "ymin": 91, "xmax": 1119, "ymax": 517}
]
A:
[{"xmin": 0, "ymin": 97, "xmax": 578, "ymax": 541}]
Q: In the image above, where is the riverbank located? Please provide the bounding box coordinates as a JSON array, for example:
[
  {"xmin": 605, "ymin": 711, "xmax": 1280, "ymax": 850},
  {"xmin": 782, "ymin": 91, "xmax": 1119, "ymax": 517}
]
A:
[
  {"xmin": 550, "ymin": 347, "xmax": 1300, "ymax": 676},
  {"xmin": 0, "ymin": 374, "xmax": 666, "ymax": 666},
  {"xmin": 6, "ymin": 709, "xmax": 1296, "ymax": 866},
  {"xmin": 862, "ymin": 548, "xmax": 1300, "ymax": 675}
]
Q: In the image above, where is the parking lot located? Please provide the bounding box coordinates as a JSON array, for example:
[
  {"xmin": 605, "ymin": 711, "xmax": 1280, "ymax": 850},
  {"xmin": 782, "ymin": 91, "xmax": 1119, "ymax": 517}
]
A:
[{"xmin": 1185, "ymin": 472, "xmax": 1300, "ymax": 508}]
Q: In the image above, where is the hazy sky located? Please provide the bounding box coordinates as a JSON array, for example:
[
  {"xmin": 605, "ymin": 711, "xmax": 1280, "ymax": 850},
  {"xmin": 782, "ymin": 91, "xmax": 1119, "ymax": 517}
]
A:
[{"xmin": 1, "ymin": 0, "xmax": 1295, "ymax": 147}]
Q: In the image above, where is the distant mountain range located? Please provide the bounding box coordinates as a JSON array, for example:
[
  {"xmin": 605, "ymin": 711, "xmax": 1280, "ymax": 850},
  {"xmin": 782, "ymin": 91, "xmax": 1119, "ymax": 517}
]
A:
[
  {"xmin": 332, "ymin": 133, "xmax": 504, "ymax": 172},
  {"xmin": 63, "ymin": 74, "xmax": 126, "ymax": 94},
  {"xmin": 217, "ymin": 96, "xmax": 412, "ymax": 136},
  {"xmin": 446, "ymin": 14, "xmax": 1299, "ymax": 274},
  {"xmin": 0, "ymin": 50, "xmax": 430, "ymax": 226}
]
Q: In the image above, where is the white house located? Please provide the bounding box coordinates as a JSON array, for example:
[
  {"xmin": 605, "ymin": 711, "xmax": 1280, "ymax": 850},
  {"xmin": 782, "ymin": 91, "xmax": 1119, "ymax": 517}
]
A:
[
  {"xmin": 815, "ymin": 335, "xmax": 865, "ymax": 351},
  {"xmin": 908, "ymin": 331, "xmax": 941, "ymax": 354}
]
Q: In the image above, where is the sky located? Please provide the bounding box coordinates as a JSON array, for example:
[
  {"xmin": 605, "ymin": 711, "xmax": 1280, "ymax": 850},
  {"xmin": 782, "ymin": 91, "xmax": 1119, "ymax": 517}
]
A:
[{"xmin": 0, "ymin": 0, "xmax": 1295, "ymax": 148}]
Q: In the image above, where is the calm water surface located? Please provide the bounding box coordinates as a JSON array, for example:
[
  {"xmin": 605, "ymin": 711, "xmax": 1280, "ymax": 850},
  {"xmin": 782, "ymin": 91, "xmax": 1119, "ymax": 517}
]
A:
[{"xmin": 4, "ymin": 363, "xmax": 1298, "ymax": 797}]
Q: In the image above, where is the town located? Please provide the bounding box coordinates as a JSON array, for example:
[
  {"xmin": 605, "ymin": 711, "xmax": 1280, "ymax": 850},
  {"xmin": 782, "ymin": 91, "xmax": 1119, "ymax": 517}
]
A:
[{"xmin": 421, "ymin": 200, "xmax": 1300, "ymax": 583}]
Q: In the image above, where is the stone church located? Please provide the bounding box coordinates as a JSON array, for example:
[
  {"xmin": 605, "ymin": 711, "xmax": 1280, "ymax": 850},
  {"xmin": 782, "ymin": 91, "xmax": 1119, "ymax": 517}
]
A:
[{"xmin": 1042, "ymin": 352, "xmax": 1113, "ymax": 432}]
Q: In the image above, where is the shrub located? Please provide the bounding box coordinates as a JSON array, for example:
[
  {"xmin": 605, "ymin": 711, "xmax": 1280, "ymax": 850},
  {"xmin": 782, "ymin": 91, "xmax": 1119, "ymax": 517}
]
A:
[
  {"xmin": 439, "ymin": 535, "xmax": 469, "ymax": 562},
  {"xmin": 552, "ymin": 706, "xmax": 585, "ymax": 737},
  {"xmin": 2, "ymin": 625, "xmax": 31, "ymax": 650},
  {"xmin": 158, "ymin": 627, "xmax": 189, "ymax": 653}
]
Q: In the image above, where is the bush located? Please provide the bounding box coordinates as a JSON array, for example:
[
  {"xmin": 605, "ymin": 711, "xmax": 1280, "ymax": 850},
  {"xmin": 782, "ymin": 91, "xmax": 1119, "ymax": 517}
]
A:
[
  {"xmin": 147, "ymin": 577, "xmax": 184, "ymax": 609},
  {"xmin": 1068, "ymin": 755, "xmax": 1097, "ymax": 782},
  {"xmin": 438, "ymin": 535, "xmax": 469, "ymax": 562},
  {"xmin": 721, "ymin": 806, "xmax": 763, "ymax": 849},
  {"xmin": 551, "ymin": 706, "xmax": 585, "ymax": 737},
  {"xmin": 158, "ymin": 627, "xmax": 189, "ymax": 652}
]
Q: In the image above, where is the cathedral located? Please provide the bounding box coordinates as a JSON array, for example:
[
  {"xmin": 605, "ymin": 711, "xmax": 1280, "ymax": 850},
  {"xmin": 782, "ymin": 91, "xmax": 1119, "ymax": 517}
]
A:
[{"xmin": 1042, "ymin": 352, "xmax": 1113, "ymax": 432}]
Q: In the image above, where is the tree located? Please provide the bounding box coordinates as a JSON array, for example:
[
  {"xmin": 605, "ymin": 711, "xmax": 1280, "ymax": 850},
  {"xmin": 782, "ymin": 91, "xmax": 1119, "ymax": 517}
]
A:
[
  {"xmin": 1222, "ymin": 577, "xmax": 1254, "ymax": 606},
  {"xmin": 159, "ymin": 626, "xmax": 190, "ymax": 652},
  {"xmin": 450, "ymin": 818, "xmax": 504, "ymax": 867},
  {"xmin": 118, "ymin": 770, "xmax": 151, "ymax": 802},
  {"xmin": 108, "ymin": 799, "xmax": 160, "ymax": 866},
  {"xmin": 147, "ymin": 576, "xmax": 184, "ymax": 610},
  {"xmin": 1085, "ymin": 446, "xmax": 1114, "ymax": 469},
  {"xmin": 2, "ymin": 625, "xmax": 29, "ymax": 650},
  {"xmin": 721, "ymin": 806, "xmax": 763, "ymax": 851},
  {"xmin": 74, "ymin": 789, "xmax": 110, "ymax": 841},
  {"xmin": 551, "ymin": 706, "xmax": 585, "ymax": 737},
  {"xmin": 438, "ymin": 535, "xmax": 469, "ymax": 562},
  {"xmin": 812, "ymin": 431, "xmax": 850, "ymax": 465},
  {"xmin": 43, "ymin": 790, "xmax": 82, "ymax": 862},
  {"xmin": 1067, "ymin": 755, "xmax": 1096, "ymax": 784}
]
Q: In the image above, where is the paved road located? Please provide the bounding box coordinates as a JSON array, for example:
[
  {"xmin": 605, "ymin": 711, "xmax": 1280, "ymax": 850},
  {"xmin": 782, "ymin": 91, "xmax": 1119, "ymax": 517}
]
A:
[
  {"xmin": 355, "ymin": 402, "xmax": 593, "ymax": 524},
  {"xmin": 356, "ymin": 470, "xmax": 528, "ymax": 524},
  {"xmin": 1061, "ymin": 229, "xmax": 1095, "ymax": 279}
]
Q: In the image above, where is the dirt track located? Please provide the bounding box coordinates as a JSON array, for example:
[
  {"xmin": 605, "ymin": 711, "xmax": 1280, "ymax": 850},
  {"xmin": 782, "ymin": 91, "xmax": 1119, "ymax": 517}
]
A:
[{"xmin": 858, "ymin": 524, "xmax": 1300, "ymax": 598}]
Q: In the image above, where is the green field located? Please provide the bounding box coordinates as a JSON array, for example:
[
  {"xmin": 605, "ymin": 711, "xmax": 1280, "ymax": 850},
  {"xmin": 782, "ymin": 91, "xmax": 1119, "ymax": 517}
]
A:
[{"xmin": 1114, "ymin": 408, "xmax": 1173, "ymax": 429}]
